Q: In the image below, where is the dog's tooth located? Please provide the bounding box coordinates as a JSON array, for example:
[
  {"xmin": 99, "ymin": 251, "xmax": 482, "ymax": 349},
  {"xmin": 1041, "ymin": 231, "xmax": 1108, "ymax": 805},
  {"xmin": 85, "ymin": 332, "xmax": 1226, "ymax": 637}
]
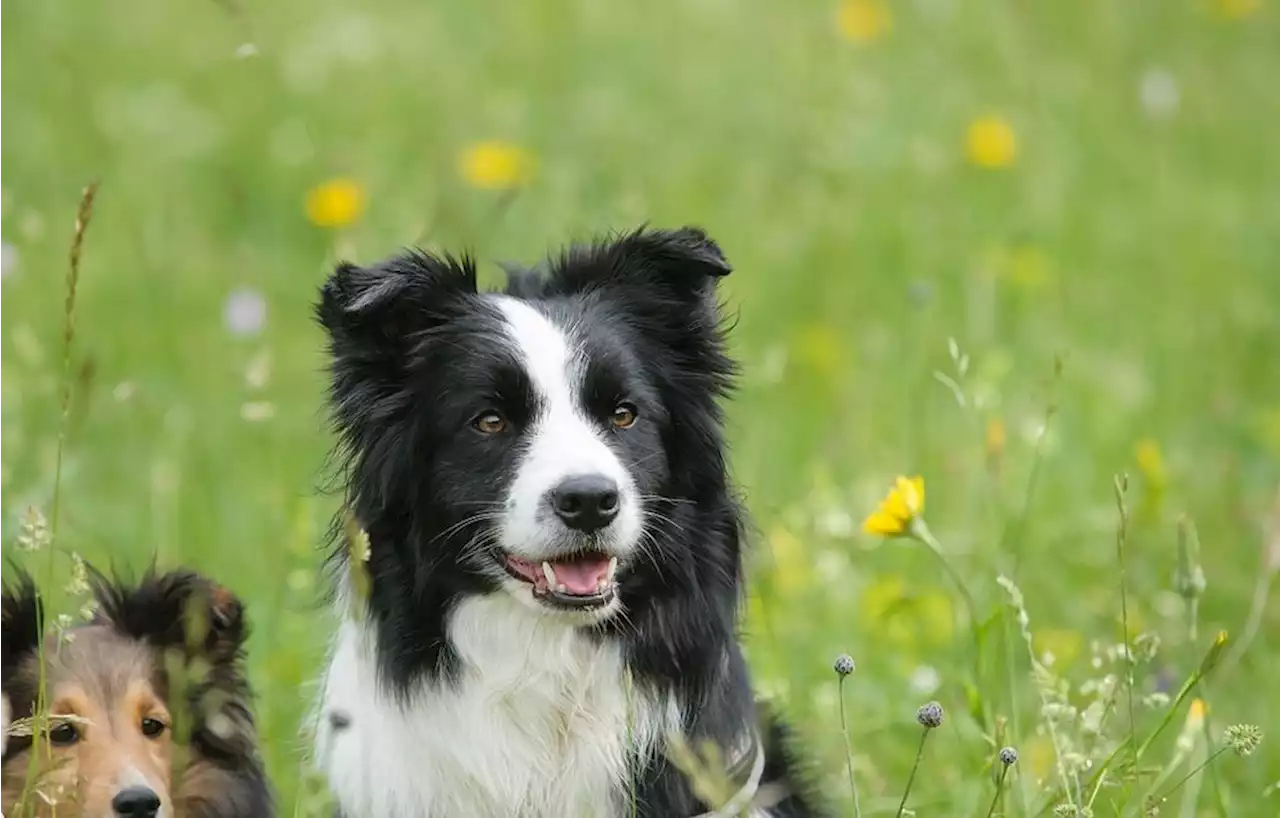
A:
[
  {"xmin": 541, "ymin": 561, "xmax": 556, "ymax": 587},
  {"xmin": 608, "ymin": 556, "xmax": 618, "ymax": 581},
  {"xmin": 556, "ymin": 583, "xmax": 567, "ymax": 594}
]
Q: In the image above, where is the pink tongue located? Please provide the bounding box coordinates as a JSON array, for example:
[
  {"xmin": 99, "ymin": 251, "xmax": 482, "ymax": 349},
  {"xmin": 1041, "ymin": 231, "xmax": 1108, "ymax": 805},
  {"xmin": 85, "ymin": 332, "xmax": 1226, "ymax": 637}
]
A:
[{"xmin": 551, "ymin": 558, "xmax": 610, "ymax": 595}]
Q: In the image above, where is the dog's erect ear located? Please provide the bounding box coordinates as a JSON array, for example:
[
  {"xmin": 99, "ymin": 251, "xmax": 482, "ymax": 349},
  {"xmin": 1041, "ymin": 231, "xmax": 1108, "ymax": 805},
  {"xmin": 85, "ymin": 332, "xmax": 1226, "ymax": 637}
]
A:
[
  {"xmin": 2, "ymin": 568, "xmax": 43, "ymax": 687},
  {"xmin": 551, "ymin": 225, "xmax": 732, "ymax": 303},
  {"xmin": 316, "ymin": 250, "xmax": 479, "ymax": 361},
  {"xmin": 91, "ymin": 568, "xmax": 249, "ymax": 663}
]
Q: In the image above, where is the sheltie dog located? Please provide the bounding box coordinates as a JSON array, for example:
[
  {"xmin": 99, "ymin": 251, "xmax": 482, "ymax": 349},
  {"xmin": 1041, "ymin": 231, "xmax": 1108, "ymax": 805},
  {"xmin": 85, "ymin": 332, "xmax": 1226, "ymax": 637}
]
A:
[{"xmin": 1, "ymin": 568, "xmax": 272, "ymax": 817}]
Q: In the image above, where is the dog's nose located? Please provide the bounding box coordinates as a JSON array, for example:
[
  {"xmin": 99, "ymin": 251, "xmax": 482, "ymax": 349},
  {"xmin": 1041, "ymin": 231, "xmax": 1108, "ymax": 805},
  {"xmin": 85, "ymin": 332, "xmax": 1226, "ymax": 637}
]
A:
[
  {"xmin": 550, "ymin": 475, "xmax": 620, "ymax": 531},
  {"xmin": 112, "ymin": 786, "xmax": 161, "ymax": 818}
]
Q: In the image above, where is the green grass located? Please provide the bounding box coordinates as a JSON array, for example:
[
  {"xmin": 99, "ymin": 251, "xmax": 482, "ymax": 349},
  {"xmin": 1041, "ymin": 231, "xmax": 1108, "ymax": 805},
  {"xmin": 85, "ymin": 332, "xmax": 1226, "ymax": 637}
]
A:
[{"xmin": 4, "ymin": 0, "xmax": 1279, "ymax": 814}]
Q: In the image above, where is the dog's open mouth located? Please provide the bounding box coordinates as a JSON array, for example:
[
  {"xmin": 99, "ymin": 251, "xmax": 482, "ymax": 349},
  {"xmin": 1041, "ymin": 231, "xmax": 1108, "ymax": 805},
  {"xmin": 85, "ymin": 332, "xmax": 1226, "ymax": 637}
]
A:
[{"xmin": 503, "ymin": 551, "xmax": 618, "ymax": 609}]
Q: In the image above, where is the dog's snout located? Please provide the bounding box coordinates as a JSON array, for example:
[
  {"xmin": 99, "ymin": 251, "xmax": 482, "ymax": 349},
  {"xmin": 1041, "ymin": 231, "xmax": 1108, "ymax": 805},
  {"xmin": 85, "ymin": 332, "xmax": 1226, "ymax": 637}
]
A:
[
  {"xmin": 550, "ymin": 474, "xmax": 620, "ymax": 532},
  {"xmin": 112, "ymin": 786, "xmax": 161, "ymax": 818}
]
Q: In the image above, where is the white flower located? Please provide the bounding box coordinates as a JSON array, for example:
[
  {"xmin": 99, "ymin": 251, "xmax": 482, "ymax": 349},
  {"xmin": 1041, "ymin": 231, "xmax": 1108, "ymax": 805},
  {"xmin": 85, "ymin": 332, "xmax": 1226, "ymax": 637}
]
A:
[
  {"xmin": 224, "ymin": 287, "xmax": 267, "ymax": 337},
  {"xmin": 2, "ymin": 241, "xmax": 17, "ymax": 278},
  {"xmin": 1139, "ymin": 69, "xmax": 1180, "ymax": 119}
]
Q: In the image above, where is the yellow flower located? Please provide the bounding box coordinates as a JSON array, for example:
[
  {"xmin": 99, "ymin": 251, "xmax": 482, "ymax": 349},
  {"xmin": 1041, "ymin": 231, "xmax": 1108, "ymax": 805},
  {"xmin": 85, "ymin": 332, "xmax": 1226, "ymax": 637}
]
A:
[
  {"xmin": 966, "ymin": 115, "xmax": 1018, "ymax": 169},
  {"xmin": 1135, "ymin": 438, "xmax": 1167, "ymax": 491},
  {"xmin": 794, "ymin": 324, "xmax": 844, "ymax": 377},
  {"xmin": 767, "ymin": 523, "xmax": 812, "ymax": 594},
  {"xmin": 863, "ymin": 476, "xmax": 925, "ymax": 537},
  {"xmin": 458, "ymin": 140, "xmax": 535, "ymax": 190},
  {"xmin": 836, "ymin": 0, "xmax": 892, "ymax": 44},
  {"xmin": 985, "ymin": 418, "xmax": 1007, "ymax": 460},
  {"xmin": 305, "ymin": 178, "xmax": 366, "ymax": 229},
  {"xmin": 1212, "ymin": 0, "xmax": 1262, "ymax": 19},
  {"xmin": 859, "ymin": 575, "xmax": 954, "ymax": 647}
]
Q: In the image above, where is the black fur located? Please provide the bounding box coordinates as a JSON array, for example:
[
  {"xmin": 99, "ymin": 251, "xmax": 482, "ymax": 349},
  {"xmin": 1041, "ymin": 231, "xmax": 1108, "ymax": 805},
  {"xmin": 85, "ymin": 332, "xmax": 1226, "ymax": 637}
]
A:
[{"xmin": 317, "ymin": 226, "xmax": 823, "ymax": 816}]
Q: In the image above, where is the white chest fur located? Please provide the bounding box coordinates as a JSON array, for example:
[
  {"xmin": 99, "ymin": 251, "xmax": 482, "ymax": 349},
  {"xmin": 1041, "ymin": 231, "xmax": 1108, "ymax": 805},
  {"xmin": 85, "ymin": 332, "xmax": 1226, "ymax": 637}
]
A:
[{"xmin": 314, "ymin": 595, "xmax": 676, "ymax": 818}]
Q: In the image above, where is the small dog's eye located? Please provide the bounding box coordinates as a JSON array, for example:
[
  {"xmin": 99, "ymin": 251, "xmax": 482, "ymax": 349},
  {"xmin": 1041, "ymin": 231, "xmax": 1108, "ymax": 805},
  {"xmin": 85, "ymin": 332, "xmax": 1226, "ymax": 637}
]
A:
[
  {"xmin": 473, "ymin": 411, "xmax": 507, "ymax": 435},
  {"xmin": 48, "ymin": 721, "xmax": 80, "ymax": 746},
  {"xmin": 140, "ymin": 717, "xmax": 168, "ymax": 738},
  {"xmin": 611, "ymin": 403, "xmax": 638, "ymax": 429}
]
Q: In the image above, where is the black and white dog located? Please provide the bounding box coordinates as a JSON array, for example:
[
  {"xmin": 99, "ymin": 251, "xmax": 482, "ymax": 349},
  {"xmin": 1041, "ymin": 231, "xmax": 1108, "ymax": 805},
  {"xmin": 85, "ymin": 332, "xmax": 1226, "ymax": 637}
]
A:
[{"xmin": 312, "ymin": 227, "xmax": 822, "ymax": 817}]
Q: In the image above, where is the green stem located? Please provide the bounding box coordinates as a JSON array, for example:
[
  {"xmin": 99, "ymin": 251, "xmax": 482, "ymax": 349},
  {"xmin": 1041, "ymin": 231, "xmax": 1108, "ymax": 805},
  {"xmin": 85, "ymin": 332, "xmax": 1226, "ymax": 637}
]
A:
[
  {"xmin": 985, "ymin": 765, "xmax": 1010, "ymax": 818},
  {"xmin": 837, "ymin": 676, "xmax": 863, "ymax": 818},
  {"xmin": 895, "ymin": 728, "xmax": 931, "ymax": 818},
  {"xmin": 1148, "ymin": 747, "xmax": 1228, "ymax": 808}
]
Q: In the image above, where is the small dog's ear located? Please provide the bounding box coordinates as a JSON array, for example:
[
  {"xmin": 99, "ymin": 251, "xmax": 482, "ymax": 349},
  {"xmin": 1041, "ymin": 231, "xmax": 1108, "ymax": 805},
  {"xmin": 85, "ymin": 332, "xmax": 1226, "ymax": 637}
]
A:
[
  {"xmin": 92, "ymin": 568, "xmax": 249, "ymax": 662},
  {"xmin": 552, "ymin": 225, "xmax": 732, "ymax": 303},
  {"xmin": 2, "ymin": 568, "xmax": 43, "ymax": 687},
  {"xmin": 316, "ymin": 250, "xmax": 478, "ymax": 359}
]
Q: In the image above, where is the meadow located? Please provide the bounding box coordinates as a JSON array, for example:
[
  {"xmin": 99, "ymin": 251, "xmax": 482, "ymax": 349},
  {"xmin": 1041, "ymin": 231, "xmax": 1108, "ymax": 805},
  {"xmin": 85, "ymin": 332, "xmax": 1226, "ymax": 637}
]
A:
[{"xmin": 3, "ymin": 0, "xmax": 1278, "ymax": 814}]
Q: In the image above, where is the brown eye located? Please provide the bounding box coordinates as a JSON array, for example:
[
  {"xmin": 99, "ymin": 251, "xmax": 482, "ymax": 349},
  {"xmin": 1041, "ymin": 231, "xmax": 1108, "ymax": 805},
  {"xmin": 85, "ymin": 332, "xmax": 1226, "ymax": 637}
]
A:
[
  {"xmin": 474, "ymin": 411, "xmax": 507, "ymax": 434},
  {"xmin": 48, "ymin": 721, "xmax": 80, "ymax": 746},
  {"xmin": 141, "ymin": 717, "xmax": 167, "ymax": 738},
  {"xmin": 611, "ymin": 403, "xmax": 638, "ymax": 429}
]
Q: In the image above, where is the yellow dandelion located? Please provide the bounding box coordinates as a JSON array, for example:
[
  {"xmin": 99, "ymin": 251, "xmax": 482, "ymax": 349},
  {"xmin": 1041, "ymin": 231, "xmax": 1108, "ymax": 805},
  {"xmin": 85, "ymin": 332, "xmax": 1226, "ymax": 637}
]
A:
[
  {"xmin": 836, "ymin": 0, "xmax": 892, "ymax": 44},
  {"xmin": 863, "ymin": 476, "xmax": 925, "ymax": 537},
  {"xmin": 985, "ymin": 418, "xmax": 1007, "ymax": 460},
  {"xmin": 1135, "ymin": 438, "xmax": 1167, "ymax": 491},
  {"xmin": 305, "ymin": 178, "xmax": 366, "ymax": 229},
  {"xmin": 794, "ymin": 324, "xmax": 844, "ymax": 378},
  {"xmin": 766, "ymin": 524, "xmax": 812, "ymax": 594},
  {"xmin": 458, "ymin": 140, "xmax": 535, "ymax": 190},
  {"xmin": 1212, "ymin": 0, "xmax": 1262, "ymax": 20},
  {"xmin": 966, "ymin": 115, "xmax": 1019, "ymax": 170}
]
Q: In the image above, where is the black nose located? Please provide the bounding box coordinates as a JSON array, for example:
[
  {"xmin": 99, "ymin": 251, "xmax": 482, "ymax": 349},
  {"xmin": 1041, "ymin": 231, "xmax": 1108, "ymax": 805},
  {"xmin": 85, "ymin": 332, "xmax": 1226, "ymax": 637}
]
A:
[
  {"xmin": 550, "ymin": 474, "xmax": 620, "ymax": 532},
  {"xmin": 112, "ymin": 786, "xmax": 161, "ymax": 818}
]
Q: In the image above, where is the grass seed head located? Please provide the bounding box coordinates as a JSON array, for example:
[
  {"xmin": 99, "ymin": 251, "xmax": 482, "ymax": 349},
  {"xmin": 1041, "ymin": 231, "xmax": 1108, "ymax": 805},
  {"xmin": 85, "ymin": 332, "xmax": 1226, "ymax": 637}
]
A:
[{"xmin": 833, "ymin": 653, "xmax": 856, "ymax": 677}]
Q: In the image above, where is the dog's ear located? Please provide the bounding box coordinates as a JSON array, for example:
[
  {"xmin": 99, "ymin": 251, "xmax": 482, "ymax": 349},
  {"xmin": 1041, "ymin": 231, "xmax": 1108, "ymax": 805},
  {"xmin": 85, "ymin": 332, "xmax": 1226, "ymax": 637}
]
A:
[
  {"xmin": 316, "ymin": 250, "xmax": 478, "ymax": 363},
  {"xmin": 91, "ymin": 568, "xmax": 249, "ymax": 663},
  {"xmin": 2, "ymin": 567, "xmax": 43, "ymax": 687},
  {"xmin": 551, "ymin": 225, "xmax": 732, "ymax": 303}
]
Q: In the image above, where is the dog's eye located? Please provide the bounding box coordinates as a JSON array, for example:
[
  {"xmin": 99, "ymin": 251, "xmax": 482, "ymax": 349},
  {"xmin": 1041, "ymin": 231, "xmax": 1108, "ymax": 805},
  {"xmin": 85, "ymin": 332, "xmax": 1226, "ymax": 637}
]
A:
[
  {"xmin": 48, "ymin": 721, "xmax": 80, "ymax": 746},
  {"xmin": 610, "ymin": 403, "xmax": 638, "ymax": 429},
  {"xmin": 473, "ymin": 411, "xmax": 507, "ymax": 435},
  {"xmin": 140, "ymin": 717, "xmax": 168, "ymax": 738}
]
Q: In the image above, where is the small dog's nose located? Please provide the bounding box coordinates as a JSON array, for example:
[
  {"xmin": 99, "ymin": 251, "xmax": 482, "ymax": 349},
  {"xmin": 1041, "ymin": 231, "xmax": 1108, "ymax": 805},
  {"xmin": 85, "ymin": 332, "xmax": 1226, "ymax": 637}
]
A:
[
  {"xmin": 550, "ymin": 475, "xmax": 620, "ymax": 532},
  {"xmin": 112, "ymin": 786, "xmax": 161, "ymax": 818}
]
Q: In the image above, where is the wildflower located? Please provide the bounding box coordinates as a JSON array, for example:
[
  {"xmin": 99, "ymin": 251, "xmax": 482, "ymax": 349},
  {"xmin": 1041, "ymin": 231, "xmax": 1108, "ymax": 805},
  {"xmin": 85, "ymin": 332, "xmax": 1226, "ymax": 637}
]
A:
[
  {"xmin": 2, "ymin": 240, "xmax": 16, "ymax": 278},
  {"xmin": 1223, "ymin": 724, "xmax": 1262, "ymax": 757},
  {"xmin": 1139, "ymin": 68, "xmax": 1180, "ymax": 119},
  {"xmin": 1134, "ymin": 439, "xmax": 1167, "ymax": 491},
  {"xmin": 916, "ymin": 701, "xmax": 944, "ymax": 729},
  {"xmin": 224, "ymin": 287, "xmax": 267, "ymax": 337},
  {"xmin": 1212, "ymin": 0, "xmax": 1261, "ymax": 19},
  {"xmin": 985, "ymin": 418, "xmax": 1006, "ymax": 462},
  {"xmin": 305, "ymin": 177, "xmax": 366, "ymax": 228},
  {"xmin": 999, "ymin": 746, "xmax": 1018, "ymax": 766},
  {"xmin": 966, "ymin": 115, "xmax": 1018, "ymax": 170},
  {"xmin": 458, "ymin": 140, "xmax": 534, "ymax": 190},
  {"xmin": 65, "ymin": 553, "xmax": 90, "ymax": 596},
  {"xmin": 833, "ymin": 654, "xmax": 856, "ymax": 677},
  {"xmin": 16, "ymin": 506, "xmax": 50, "ymax": 552},
  {"xmin": 836, "ymin": 0, "xmax": 891, "ymax": 44},
  {"xmin": 862, "ymin": 476, "xmax": 925, "ymax": 537}
]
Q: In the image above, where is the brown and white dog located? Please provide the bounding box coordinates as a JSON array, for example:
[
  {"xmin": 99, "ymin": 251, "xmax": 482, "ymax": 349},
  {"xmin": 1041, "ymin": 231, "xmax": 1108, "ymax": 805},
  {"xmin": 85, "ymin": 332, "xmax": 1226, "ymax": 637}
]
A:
[{"xmin": 1, "ymin": 568, "xmax": 272, "ymax": 818}]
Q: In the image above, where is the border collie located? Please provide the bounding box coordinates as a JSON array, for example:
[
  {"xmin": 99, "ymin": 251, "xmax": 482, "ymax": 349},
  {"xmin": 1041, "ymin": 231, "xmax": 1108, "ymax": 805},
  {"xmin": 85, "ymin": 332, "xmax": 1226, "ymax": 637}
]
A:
[
  {"xmin": 312, "ymin": 226, "xmax": 822, "ymax": 817},
  {"xmin": 2, "ymin": 568, "xmax": 273, "ymax": 818}
]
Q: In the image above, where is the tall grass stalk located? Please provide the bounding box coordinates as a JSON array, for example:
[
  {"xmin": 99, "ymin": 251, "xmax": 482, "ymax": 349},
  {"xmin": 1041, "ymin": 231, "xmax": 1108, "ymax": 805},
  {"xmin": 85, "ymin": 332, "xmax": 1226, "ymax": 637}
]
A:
[{"xmin": 18, "ymin": 181, "xmax": 100, "ymax": 815}]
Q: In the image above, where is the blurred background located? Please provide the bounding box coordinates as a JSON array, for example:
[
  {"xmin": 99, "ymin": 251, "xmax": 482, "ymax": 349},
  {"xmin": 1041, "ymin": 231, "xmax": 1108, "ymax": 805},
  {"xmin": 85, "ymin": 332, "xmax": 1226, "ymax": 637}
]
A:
[{"xmin": 3, "ymin": 0, "xmax": 1279, "ymax": 814}]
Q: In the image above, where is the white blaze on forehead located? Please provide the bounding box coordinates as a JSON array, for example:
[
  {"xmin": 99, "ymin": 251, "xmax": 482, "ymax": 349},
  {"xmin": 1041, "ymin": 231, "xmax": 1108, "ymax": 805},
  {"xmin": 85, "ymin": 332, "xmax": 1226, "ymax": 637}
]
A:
[{"xmin": 490, "ymin": 295, "xmax": 640, "ymax": 559}]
